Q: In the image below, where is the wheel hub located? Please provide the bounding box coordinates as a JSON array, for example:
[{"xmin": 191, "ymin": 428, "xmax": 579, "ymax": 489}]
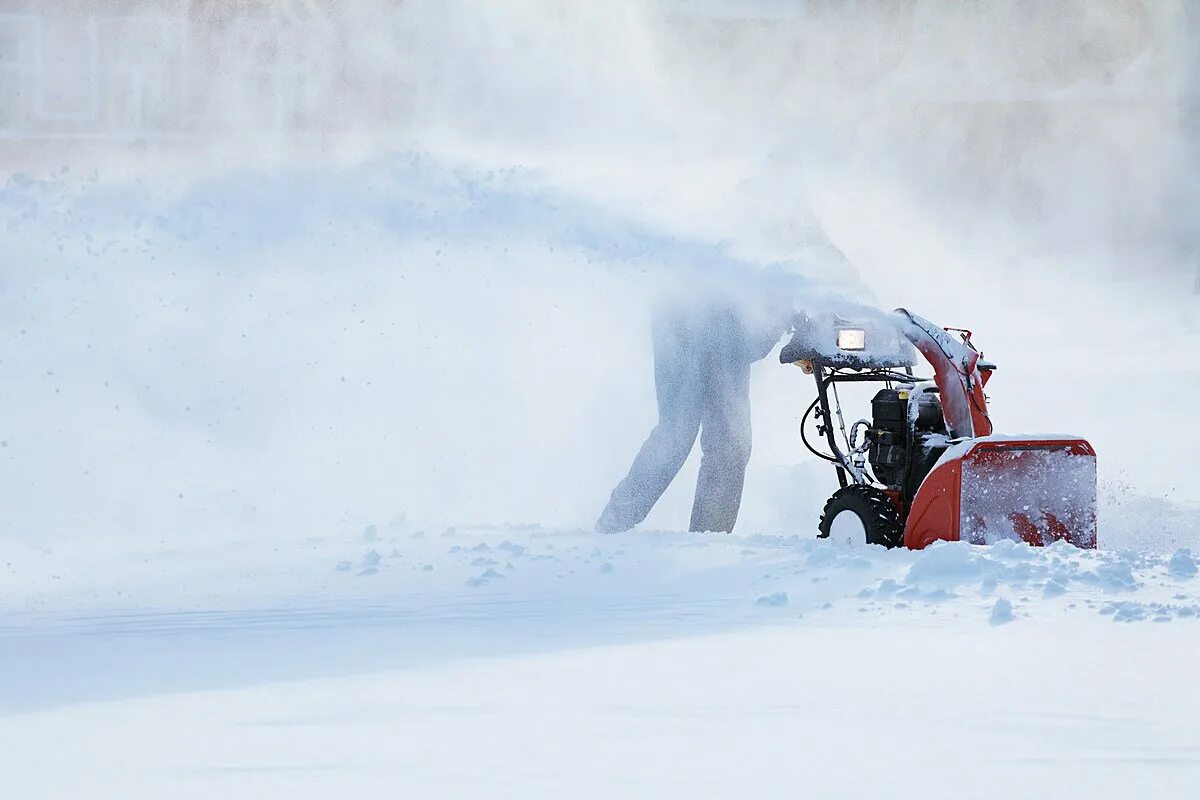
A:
[{"xmin": 828, "ymin": 509, "xmax": 868, "ymax": 547}]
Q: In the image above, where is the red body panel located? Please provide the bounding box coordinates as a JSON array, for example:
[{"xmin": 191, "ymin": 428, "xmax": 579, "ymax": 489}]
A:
[
  {"xmin": 900, "ymin": 313, "xmax": 993, "ymax": 438},
  {"xmin": 903, "ymin": 458, "xmax": 962, "ymax": 550},
  {"xmin": 907, "ymin": 337, "xmax": 993, "ymax": 438},
  {"xmin": 903, "ymin": 437, "xmax": 1098, "ymax": 550}
]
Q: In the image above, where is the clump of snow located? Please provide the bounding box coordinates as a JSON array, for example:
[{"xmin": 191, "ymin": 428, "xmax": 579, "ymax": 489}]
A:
[
  {"xmin": 466, "ymin": 568, "xmax": 506, "ymax": 587},
  {"xmin": 756, "ymin": 592, "xmax": 789, "ymax": 607},
  {"xmin": 1168, "ymin": 550, "xmax": 1197, "ymax": 579},
  {"xmin": 905, "ymin": 542, "xmax": 984, "ymax": 585},
  {"xmin": 875, "ymin": 578, "xmax": 903, "ymax": 597},
  {"xmin": 990, "ymin": 598, "xmax": 1015, "ymax": 625},
  {"xmin": 1089, "ymin": 560, "xmax": 1138, "ymax": 591},
  {"xmin": 1042, "ymin": 578, "xmax": 1068, "ymax": 598}
]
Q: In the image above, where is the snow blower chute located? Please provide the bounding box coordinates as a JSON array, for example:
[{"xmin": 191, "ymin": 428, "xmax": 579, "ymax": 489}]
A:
[{"xmin": 781, "ymin": 309, "xmax": 1097, "ymax": 549}]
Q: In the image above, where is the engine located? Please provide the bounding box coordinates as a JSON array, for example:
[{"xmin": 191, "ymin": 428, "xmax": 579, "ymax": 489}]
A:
[{"xmin": 867, "ymin": 385, "xmax": 951, "ymax": 501}]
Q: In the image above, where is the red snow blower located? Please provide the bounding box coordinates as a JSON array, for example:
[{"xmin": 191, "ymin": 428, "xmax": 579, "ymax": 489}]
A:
[{"xmin": 780, "ymin": 309, "xmax": 1097, "ymax": 550}]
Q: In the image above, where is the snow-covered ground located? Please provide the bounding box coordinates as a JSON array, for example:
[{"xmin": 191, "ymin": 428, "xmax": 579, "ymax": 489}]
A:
[{"xmin": 3, "ymin": 523, "xmax": 1199, "ymax": 797}]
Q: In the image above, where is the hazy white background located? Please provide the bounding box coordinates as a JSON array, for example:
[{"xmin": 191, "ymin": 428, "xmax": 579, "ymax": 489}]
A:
[{"xmin": 2, "ymin": 0, "xmax": 1198, "ymax": 547}]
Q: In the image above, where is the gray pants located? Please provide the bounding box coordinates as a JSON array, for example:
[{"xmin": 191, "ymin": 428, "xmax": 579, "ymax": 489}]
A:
[{"xmin": 597, "ymin": 303, "xmax": 756, "ymax": 533}]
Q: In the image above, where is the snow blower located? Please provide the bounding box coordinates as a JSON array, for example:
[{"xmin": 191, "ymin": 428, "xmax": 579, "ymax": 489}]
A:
[{"xmin": 780, "ymin": 309, "xmax": 1097, "ymax": 549}]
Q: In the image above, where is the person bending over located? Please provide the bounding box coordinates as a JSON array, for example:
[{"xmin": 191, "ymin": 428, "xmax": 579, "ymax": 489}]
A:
[{"xmin": 596, "ymin": 289, "xmax": 790, "ymax": 534}]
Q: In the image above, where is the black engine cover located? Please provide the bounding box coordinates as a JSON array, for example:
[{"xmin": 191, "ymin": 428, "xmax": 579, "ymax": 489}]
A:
[
  {"xmin": 868, "ymin": 387, "xmax": 950, "ymax": 497},
  {"xmin": 869, "ymin": 389, "xmax": 908, "ymax": 487}
]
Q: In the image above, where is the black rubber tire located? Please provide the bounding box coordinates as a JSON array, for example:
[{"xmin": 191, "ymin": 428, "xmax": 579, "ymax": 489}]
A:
[{"xmin": 817, "ymin": 485, "xmax": 904, "ymax": 548}]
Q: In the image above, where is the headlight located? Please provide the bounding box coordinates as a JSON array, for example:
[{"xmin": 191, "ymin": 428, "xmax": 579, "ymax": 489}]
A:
[{"xmin": 837, "ymin": 328, "xmax": 866, "ymax": 351}]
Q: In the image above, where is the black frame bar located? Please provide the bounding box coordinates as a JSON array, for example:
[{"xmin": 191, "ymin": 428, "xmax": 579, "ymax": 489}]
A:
[{"xmin": 809, "ymin": 364, "xmax": 928, "ymax": 489}]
